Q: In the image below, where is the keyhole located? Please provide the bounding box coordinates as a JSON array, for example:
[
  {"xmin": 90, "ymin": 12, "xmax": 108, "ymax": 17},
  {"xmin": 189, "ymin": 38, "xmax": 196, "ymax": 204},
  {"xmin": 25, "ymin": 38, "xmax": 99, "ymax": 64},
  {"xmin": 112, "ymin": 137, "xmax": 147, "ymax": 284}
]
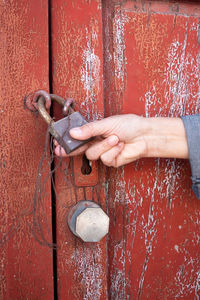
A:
[{"xmin": 81, "ymin": 154, "xmax": 92, "ymax": 175}]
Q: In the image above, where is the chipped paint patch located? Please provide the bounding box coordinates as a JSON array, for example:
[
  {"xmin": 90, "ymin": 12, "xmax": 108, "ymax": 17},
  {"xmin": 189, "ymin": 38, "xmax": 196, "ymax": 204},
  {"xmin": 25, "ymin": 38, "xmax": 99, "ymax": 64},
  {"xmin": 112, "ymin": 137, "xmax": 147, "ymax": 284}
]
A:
[
  {"xmin": 69, "ymin": 245, "xmax": 103, "ymax": 300},
  {"xmin": 113, "ymin": 8, "xmax": 129, "ymax": 85},
  {"xmin": 104, "ymin": 5, "xmax": 200, "ymax": 299},
  {"xmin": 113, "ymin": 167, "xmax": 126, "ymax": 204},
  {"xmin": 110, "ymin": 167, "xmax": 129, "ymax": 298},
  {"xmin": 195, "ymin": 271, "xmax": 200, "ymax": 300},
  {"xmin": 137, "ymin": 164, "xmax": 159, "ymax": 298},
  {"xmin": 165, "ymin": 29, "xmax": 200, "ymax": 116},
  {"xmin": 174, "ymin": 245, "xmax": 179, "ymax": 253},
  {"xmin": 144, "ymin": 86, "xmax": 161, "ymax": 118},
  {"xmin": 174, "ymin": 263, "xmax": 200, "ymax": 298},
  {"xmin": 111, "ymin": 268, "xmax": 129, "ymax": 299},
  {"xmin": 110, "ymin": 241, "xmax": 130, "ymax": 299},
  {"xmin": 81, "ymin": 29, "xmax": 101, "ymax": 120},
  {"xmin": 81, "ymin": 39, "xmax": 100, "ymax": 94},
  {"xmin": 141, "ymin": 22, "xmax": 200, "ymax": 117}
]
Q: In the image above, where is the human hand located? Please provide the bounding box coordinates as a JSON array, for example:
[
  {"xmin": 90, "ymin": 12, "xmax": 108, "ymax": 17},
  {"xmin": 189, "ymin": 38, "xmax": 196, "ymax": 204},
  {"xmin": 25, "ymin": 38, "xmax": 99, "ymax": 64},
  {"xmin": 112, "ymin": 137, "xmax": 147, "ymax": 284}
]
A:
[
  {"xmin": 54, "ymin": 115, "xmax": 189, "ymax": 167},
  {"xmin": 54, "ymin": 114, "xmax": 149, "ymax": 167}
]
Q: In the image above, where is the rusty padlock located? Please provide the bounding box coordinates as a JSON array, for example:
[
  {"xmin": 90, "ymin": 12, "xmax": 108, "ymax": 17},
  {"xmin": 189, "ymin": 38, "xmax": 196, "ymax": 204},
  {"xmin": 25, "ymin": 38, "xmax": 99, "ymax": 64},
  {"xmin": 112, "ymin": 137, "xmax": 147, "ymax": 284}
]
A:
[{"xmin": 36, "ymin": 93, "xmax": 92, "ymax": 154}]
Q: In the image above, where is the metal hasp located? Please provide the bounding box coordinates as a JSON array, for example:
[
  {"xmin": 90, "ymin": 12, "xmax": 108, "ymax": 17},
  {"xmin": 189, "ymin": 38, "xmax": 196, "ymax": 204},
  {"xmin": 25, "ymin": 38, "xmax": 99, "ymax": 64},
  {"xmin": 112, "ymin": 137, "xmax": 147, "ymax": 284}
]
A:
[{"xmin": 67, "ymin": 201, "xmax": 109, "ymax": 242}]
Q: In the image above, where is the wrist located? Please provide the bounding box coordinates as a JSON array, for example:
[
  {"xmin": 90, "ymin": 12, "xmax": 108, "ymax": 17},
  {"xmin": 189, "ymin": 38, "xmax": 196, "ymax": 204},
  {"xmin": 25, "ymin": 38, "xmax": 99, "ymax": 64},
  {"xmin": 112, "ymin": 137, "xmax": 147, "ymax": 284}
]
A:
[{"xmin": 143, "ymin": 117, "xmax": 189, "ymax": 159}]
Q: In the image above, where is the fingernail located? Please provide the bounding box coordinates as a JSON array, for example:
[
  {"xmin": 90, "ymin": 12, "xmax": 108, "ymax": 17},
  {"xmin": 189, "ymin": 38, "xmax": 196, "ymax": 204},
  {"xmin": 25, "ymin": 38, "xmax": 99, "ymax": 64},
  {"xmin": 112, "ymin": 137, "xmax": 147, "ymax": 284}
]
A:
[
  {"xmin": 108, "ymin": 135, "xmax": 119, "ymax": 146},
  {"xmin": 70, "ymin": 127, "xmax": 82, "ymax": 136}
]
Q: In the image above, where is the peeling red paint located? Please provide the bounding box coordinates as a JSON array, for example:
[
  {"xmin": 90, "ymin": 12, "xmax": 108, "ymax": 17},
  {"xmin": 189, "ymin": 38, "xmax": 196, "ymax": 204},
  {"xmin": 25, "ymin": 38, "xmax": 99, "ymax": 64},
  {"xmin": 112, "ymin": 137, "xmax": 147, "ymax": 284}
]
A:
[
  {"xmin": 103, "ymin": 1, "xmax": 200, "ymax": 299},
  {"xmin": 0, "ymin": 0, "xmax": 53, "ymax": 299},
  {"xmin": 51, "ymin": 0, "xmax": 107, "ymax": 299}
]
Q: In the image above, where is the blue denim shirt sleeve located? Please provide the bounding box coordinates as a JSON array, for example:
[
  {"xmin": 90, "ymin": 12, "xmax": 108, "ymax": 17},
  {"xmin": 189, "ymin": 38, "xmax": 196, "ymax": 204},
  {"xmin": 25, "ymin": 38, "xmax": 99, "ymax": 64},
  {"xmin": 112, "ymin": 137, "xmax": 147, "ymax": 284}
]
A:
[{"xmin": 181, "ymin": 115, "xmax": 200, "ymax": 200}]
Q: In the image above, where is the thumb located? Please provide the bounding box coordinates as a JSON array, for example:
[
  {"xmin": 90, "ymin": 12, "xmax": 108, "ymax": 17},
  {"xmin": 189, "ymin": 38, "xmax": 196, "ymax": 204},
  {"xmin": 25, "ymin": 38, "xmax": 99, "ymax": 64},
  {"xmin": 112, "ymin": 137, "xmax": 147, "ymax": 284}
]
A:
[{"xmin": 70, "ymin": 120, "xmax": 108, "ymax": 140}]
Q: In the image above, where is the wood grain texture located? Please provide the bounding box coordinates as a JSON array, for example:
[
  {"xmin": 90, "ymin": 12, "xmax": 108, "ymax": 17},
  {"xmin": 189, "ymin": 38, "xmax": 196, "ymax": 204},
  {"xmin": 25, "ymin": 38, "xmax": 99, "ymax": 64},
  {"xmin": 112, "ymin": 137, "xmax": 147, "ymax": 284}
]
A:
[
  {"xmin": 0, "ymin": 1, "xmax": 53, "ymax": 299},
  {"xmin": 102, "ymin": 0, "xmax": 200, "ymax": 299},
  {"xmin": 51, "ymin": 0, "xmax": 107, "ymax": 299}
]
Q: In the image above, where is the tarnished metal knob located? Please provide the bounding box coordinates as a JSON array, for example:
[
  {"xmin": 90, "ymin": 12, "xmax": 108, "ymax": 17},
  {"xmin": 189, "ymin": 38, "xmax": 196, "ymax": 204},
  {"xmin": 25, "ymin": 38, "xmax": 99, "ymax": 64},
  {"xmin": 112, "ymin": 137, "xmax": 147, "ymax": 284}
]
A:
[{"xmin": 67, "ymin": 201, "xmax": 109, "ymax": 242}]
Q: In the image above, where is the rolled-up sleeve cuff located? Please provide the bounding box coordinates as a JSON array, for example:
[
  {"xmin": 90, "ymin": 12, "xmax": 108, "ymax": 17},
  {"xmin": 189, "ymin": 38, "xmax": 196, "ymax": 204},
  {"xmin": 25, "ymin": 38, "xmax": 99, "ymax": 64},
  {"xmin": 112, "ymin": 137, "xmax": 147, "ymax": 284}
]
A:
[{"xmin": 181, "ymin": 115, "xmax": 200, "ymax": 200}]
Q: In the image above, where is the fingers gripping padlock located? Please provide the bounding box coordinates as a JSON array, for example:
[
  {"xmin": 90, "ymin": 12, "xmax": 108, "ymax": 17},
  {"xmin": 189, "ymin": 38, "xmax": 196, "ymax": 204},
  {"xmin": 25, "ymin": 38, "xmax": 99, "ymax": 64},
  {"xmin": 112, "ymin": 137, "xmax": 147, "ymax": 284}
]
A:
[{"xmin": 35, "ymin": 92, "xmax": 92, "ymax": 154}]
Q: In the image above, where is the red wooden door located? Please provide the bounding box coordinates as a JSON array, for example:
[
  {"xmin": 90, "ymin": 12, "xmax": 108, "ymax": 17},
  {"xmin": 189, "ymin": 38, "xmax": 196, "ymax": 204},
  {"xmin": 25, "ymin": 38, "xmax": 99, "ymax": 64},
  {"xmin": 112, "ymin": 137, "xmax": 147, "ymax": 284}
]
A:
[{"xmin": 1, "ymin": 1, "xmax": 200, "ymax": 299}]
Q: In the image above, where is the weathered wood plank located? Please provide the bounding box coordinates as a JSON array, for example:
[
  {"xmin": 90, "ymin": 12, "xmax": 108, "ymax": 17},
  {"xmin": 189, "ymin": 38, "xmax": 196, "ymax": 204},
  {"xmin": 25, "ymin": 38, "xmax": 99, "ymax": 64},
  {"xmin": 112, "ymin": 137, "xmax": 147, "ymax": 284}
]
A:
[
  {"xmin": 51, "ymin": 1, "xmax": 107, "ymax": 299},
  {"xmin": 103, "ymin": 1, "xmax": 200, "ymax": 299},
  {"xmin": 0, "ymin": 1, "xmax": 53, "ymax": 299}
]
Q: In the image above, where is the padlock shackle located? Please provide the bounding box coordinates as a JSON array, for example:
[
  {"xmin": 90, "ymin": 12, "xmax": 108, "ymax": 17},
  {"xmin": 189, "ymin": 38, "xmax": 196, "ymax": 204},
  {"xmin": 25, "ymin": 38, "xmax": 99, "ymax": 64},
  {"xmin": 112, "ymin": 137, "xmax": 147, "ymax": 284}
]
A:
[
  {"xmin": 37, "ymin": 96, "xmax": 68, "ymax": 140},
  {"xmin": 37, "ymin": 94, "xmax": 75, "ymax": 140},
  {"xmin": 25, "ymin": 89, "xmax": 75, "ymax": 114},
  {"xmin": 37, "ymin": 96, "xmax": 52, "ymax": 125},
  {"xmin": 50, "ymin": 94, "xmax": 75, "ymax": 115},
  {"xmin": 50, "ymin": 94, "xmax": 68, "ymax": 107},
  {"xmin": 37, "ymin": 94, "xmax": 74, "ymax": 125}
]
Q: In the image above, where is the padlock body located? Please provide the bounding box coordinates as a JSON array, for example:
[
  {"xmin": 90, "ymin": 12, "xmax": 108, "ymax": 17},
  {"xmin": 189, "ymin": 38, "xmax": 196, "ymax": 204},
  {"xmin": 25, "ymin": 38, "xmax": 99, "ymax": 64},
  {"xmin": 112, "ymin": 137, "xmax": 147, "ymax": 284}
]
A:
[{"xmin": 53, "ymin": 112, "xmax": 92, "ymax": 154}]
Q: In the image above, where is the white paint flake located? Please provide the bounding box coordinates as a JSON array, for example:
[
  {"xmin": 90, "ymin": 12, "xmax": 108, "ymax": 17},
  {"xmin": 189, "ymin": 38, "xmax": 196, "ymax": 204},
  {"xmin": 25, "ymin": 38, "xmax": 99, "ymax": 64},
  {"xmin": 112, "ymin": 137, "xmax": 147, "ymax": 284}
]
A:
[
  {"xmin": 81, "ymin": 29, "xmax": 102, "ymax": 120},
  {"xmin": 81, "ymin": 44, "xmax": 100, "ymax": 94},
  {"xmin": 174, "ymin": 263, "xmax": 200, "ymax": 299},
  {"xmin": 111, "ymin": 242, "xmax": 131, "ymax": 299},
  {"xmin": 144, "ymin": 86, "xmax": 161, "ymax": 118},
  {"xmin": 113, "ymin": 167, "xmax": 126, "ymax": 204},
  {"xmin": 113, "ymin": 10, "xmax": 129, "ymax": 82},
  {"xmin": 67, "ymin": 245, "xmax": 103, "ymax": 300},
  {"xmin": 195, "ymin": 271, "xmax": 200, "ymax": 300},
  {"xmin": 174, "ymin": 245, "xmax": 179, "ymax": 253},
  {"xmin": 137, "ymin": 168, "xmax": 158, "ymax": 298}
]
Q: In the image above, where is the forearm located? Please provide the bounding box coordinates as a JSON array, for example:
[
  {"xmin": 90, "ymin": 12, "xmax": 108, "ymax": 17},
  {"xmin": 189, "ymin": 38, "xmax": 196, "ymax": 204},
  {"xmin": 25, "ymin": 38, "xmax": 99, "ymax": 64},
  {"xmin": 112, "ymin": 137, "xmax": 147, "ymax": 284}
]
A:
[{"xmin": 143, "ymin": 117, "xmax": 189, "ymax": 159}]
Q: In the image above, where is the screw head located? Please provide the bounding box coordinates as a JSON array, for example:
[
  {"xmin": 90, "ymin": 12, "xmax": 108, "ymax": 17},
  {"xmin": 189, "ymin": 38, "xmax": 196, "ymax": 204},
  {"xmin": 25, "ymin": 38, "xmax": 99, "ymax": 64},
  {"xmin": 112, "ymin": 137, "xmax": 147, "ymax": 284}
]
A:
[{"xmin": 75, "ymin": 207, "xmax": 109, "ymax": 242}]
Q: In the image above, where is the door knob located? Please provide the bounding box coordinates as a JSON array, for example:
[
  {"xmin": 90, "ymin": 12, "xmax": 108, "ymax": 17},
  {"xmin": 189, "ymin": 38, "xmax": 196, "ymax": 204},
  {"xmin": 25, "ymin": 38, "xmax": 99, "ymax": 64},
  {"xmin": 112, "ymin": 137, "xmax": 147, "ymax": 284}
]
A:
[{"xmin": 67, "ymin": 201, "xmax": 109, "ymax": 242}]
